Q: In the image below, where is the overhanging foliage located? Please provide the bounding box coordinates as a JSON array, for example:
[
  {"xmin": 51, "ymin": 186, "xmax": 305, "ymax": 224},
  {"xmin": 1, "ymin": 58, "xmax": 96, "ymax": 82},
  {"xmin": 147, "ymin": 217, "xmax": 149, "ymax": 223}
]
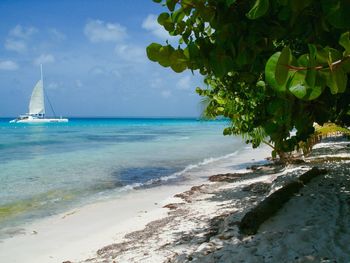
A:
[{"xmin": 147, "ymin": 0, "xmax": 350, "ymax": 160}]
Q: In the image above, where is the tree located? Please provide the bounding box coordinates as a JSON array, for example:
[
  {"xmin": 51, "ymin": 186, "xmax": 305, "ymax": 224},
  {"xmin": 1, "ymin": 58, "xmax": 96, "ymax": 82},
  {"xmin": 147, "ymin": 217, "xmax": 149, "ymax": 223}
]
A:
[{"xmin": 147, "ymin": 0, "xmax": 350, "ymax": 161}]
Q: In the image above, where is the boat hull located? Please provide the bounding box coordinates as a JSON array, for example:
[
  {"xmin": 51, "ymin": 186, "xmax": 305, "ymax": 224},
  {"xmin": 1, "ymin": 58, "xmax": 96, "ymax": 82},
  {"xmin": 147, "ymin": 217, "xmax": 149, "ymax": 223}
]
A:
[{"xmin": 10, "ymin": 118, "xmax": 68, "ymax": 123}]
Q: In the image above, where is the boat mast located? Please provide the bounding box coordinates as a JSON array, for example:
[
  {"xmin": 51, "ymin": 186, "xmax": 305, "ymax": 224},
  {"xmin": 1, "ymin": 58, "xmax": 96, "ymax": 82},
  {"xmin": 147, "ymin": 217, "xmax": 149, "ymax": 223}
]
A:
[
  {"xmin": 40, "ymin": 64, "xmax": 43, "ymax": 83},
  {"xmin": 41, "ymin": 64, "xmax": 44, "ymax": 117}
]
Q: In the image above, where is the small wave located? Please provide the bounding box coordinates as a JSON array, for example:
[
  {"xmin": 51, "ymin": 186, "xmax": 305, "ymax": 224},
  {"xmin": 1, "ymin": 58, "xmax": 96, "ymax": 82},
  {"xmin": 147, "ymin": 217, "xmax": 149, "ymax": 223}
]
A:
[{"xmin": 119, "ymin": 151, "xmax": 239, "ymax": 191}]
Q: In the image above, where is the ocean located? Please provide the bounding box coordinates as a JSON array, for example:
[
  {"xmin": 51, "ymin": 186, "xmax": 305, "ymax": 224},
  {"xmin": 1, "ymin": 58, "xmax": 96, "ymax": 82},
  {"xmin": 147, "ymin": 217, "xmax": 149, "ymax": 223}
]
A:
[{"xmin": 0, "ymin": 118, "xmax": 246, "ymax": 235}]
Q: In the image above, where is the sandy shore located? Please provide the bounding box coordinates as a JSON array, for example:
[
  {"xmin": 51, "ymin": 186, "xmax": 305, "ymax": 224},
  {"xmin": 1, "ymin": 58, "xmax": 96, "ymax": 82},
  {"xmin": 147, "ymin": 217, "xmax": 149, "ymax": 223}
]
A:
[
  {"xmin": 0, "ymin": 145, "xmax": 271, "ymax": 263},
  {"xmin": 1, "ymin": 138, "xmax": 349, "ymax": 263}
]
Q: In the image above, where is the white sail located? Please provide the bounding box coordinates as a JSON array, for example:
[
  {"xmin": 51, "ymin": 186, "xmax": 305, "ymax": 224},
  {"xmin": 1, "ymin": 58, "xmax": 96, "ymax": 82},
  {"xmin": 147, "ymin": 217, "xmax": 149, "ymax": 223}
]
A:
[{"xmin": 28, "ymin": 79, "xmax": 45, "ymax": 115}]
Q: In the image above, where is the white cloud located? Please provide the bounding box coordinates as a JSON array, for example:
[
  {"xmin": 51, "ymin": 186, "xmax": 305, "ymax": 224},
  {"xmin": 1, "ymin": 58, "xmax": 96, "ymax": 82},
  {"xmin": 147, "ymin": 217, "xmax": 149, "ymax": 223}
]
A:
[
  {"xmin": 150, "ymin": 77, "xmax": 163, "ymax": 89},
  {"xmin": 84, "ymin": 19, "xmax": 127, "ymax": 43},
  {"xmin": 9, "ymin": 25, "xmax": 37, "ymax": 39},
  {"xmin": 34, "ymin": 54, "xmax": 55, "ymax": 65},
  {"xmin": 161, "ymin": 90, "xmax": 172, "ymax": 98},
  {"xmin": 176, "ymin": 75, "xmax": 192, "ymax": 90},
  {"xmin": 89, "ymin": 66, "xmax": 107, "ymax": 75},
  {"xmin": 4, "ymin": 39, "xmax": 27, "ymax": 53},
  {"xmin": 0, "ymin": 60, "xmax": 19, "ymax": 70},
  {"xmin": 49, "ymin": 28, "xmax": 66, "ymax": 41},
  {"xmin": 115, "ymin": 44, "xmax": 146, "ymax": 63},
  {"xmin": 142, "ymin": 14, "xmax": 170, "ymax": 40},
  {"xmin": 4, "ymin": 25, "xmax": 38, "ymax": 53},
  {"xmin": 47, "ymin": 82, "xmax": 59, "ymax": 90}
]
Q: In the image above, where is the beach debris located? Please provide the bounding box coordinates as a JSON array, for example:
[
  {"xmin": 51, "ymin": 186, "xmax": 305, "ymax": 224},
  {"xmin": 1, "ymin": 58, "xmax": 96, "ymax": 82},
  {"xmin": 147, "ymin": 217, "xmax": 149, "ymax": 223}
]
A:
[
  {"xmin": 61, "ymin": 210, "xmax": 77, "ymax": 219},
  {"xmin": 174, "ymin": 184, "xmax": 206, "ymax": 202},
  {"xmin": 208, "ymin": 173, "xmax": 242, "ymax": 183},
  {"xmin": 163, "ymin": 203, "xmax": 185, "ymax": 210}
]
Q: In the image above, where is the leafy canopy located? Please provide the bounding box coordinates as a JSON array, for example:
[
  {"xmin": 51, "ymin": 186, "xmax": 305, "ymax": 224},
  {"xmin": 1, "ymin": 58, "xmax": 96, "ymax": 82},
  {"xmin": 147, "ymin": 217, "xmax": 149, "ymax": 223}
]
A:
[{"xmin": 147, "ymin": 0, "xmax": 350, "ymax": 159}]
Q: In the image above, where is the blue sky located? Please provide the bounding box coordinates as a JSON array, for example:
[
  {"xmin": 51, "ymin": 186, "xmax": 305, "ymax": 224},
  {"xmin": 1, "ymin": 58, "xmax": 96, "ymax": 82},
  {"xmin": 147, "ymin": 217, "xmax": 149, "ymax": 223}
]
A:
[{"xmin": 0, "ymin": 0, "xmax": 204, "ymax": 117}]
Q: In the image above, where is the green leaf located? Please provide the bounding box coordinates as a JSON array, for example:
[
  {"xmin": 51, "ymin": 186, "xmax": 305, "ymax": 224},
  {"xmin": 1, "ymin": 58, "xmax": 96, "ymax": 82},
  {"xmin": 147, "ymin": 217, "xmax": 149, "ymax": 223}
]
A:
[
  {"xmin": 265, "ymin": 52, "xmax": 287, "ymax": 92},
  {"xmin": 256, "ymin": 80, "xmax": 266, "ymax": 88},
  {"xmin": 146, "ymin": 43, "xmax": 162, "ymax": 62},
  {"xmin": 172, "ymin": 9, "xmax": 185, "ymax": 23},
  {"xmin": 342, "ymin": 58, "xmax": 350, "ymax": 73},
  {"xmin": 223, "ymin": 127, "xmax": 232, "ymax": 135},
  {"xmin": 217, "ymin": 106, "xmax": 225, "ymax": 112},
  {"xmin": 276, "ymin": 46, "xmax": 292, "ymax": 85},
  {"xmin": 214, "ymin": 95, "xmax": 226, "ymax": 105},
  {"xmin": 153, "ymin": 0, "xmax": 162, "ymax": 3},
  {"xmin": 158, "ymin": 45, "xmax": 174, "ymax": 67},
  {"xmin": 246, "ymin": 0, "xmax": 269, "ymax": 20},
  {"xmin": 288, "ymin": 71, "xmax": 307, "ymax": 99},
  {"xmin": 327, "ymin": 68, "xmax": 348, "ymax": 94},
  {"xmin": 157, "ymin": 13, "xmax": 170, "ymax": 26},
  {"xmin": 166, "ymin": 0, "xmax": 177, "ymax": 12},
  {"xmin": 169, "ymin": 49, "xmax": 187, "ymax": 72},
  {"xmin": 289, "ymin": 84, "xmax": 307, "ymax": 99},
  {"xmin": 339, "ymin": 31, "xmax": 350, "ymax": 56}
]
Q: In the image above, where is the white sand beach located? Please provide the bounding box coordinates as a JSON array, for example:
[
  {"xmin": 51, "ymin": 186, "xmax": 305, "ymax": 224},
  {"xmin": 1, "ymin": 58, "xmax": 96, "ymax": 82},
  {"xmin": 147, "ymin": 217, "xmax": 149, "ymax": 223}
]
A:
[{"xmin": 1, "ymin": 138, "xmax": 349, "ymax": 263}]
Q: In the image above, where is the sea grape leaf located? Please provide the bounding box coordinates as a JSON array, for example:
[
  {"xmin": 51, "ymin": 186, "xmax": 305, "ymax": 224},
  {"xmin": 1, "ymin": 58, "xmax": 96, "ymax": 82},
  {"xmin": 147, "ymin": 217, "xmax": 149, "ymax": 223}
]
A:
[
  {"xmin": 146, "ymin": 43, "xmax": 162, "ymax": 62},
  {"xmin": 307, "ymin": 81, "xmax": 325, "ymax": 100},
  {"xmin": 169, "ymin": 49, "xmax": 187, "ymax": 72},
  {"xmin": 287, "ymin": 69, "xmax": 323, "ymax": 100},
  {"xmin": 246, "ymin": 0, "xmax": 269, "ymax": 20},
  {"xmin": 276, "ymin": 46, "xmax": 292, "ymax": 85},
  {"xmin": 339, "ymin": 31, "xmax": 350, "ymax": 55},
  {"xmin": 289, "ymin": 84, "xmax": 307, "ymax": 99},
  {"xmin": 158, "ymin": 45, "xmax": 175, "ymax": 67},
  {"xmin": 326, "ymin": 67, "xmax": 348, "ymax": 94},
  {"xmin": 297, "ymin": 54, "xmax": 310, "ymax": 67},
  {"xmin": 265, "ymin": 52, "xmax": 287, "ymax": 92},
  {"xmin": 172, "ymin": 9, "xmax": 186, "ymax": 23},
  {"xmin": 158, "ymin": 13, "xmax": 170, "ymax": 26},
  {"xmin": 166, "ymin": 0, "xmax": 177, "ymax": 12},
  {"xmin": 288, "ymin": 71, "xmax": 307, "ymax": 99},
  {"xmin": 342, "ymin": 58, "xmax": 350, "ymax": 73}
]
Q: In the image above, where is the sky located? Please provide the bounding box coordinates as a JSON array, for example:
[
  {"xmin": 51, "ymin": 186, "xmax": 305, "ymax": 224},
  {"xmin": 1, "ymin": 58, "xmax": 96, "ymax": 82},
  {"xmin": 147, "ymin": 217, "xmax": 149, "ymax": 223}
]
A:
[{"xmin": 0, "ymin": 0, "xmax": 205, "ymax": 117}]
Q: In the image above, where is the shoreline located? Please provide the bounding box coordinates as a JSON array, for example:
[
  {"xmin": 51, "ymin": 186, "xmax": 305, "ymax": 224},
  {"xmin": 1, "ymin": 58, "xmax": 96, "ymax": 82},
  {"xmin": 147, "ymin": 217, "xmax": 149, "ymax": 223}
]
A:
[
  {"xmin": 0, "ymin": 145, "xmax": 271, "ymax": 263},
  {"xmin": 1, "ymin": 138, "xmax": 349, "ymax": 262},
  {"xmin": 80, "ymin": 137, "xmax": 349, "ymax": 263}
]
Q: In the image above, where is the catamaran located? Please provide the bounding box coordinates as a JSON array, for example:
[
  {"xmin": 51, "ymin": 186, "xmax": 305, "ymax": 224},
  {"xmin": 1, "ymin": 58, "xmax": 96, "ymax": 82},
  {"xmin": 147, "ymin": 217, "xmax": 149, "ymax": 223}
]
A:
[{"xmin": 10, "ymin": 65, "xmax": 68, "ymax": 123}]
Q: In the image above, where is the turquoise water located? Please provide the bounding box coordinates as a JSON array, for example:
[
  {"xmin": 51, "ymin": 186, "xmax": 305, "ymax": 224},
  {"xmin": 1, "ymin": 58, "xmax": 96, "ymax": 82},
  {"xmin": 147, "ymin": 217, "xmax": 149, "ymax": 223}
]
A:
[{"xmin": 0, "ymin": 118, "xmax": 243, "ymax": 232}]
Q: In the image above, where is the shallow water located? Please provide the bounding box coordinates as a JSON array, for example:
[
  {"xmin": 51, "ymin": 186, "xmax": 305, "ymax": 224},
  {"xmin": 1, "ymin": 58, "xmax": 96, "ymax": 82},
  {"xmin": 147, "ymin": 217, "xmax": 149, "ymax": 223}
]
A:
[{"xmin": 0, "ymin": 118, "xmax": 244, "ymax": 232}]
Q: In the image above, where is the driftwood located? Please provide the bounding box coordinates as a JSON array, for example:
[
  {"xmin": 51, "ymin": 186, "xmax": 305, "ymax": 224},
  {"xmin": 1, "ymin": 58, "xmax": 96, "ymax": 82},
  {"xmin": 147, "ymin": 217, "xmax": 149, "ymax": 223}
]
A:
[{"xmin": 239, "ymin": 167, "xmax": 327, "ymax": 235}]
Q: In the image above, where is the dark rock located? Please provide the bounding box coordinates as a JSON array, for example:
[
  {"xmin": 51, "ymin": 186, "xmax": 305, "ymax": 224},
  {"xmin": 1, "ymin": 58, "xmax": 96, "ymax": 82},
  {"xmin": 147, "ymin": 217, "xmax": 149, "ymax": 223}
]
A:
[{"xmin": 209, "ymin": 173, "xmax": 242, "ymax": 182}]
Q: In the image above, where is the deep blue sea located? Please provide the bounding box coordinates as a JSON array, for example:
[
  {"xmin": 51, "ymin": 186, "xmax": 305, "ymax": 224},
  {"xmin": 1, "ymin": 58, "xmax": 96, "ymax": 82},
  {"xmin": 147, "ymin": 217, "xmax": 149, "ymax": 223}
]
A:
[{"xmin": 0, "ymin": 118, "xmax": 244, "ymax": 233}]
